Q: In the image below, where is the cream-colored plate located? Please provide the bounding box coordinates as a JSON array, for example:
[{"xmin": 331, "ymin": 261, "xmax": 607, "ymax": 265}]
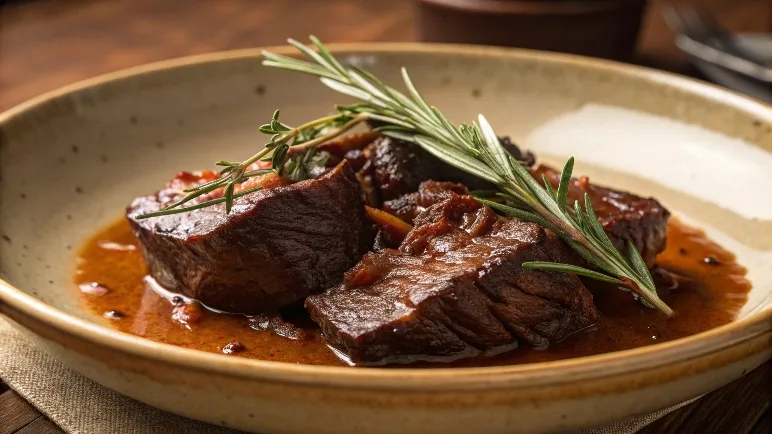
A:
[{"xmin": 1, "ymin": 43, "xmax": 771, "ymax": 434}]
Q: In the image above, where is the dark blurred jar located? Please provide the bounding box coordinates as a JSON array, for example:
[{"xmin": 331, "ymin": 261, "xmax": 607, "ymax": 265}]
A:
[{"xmin": 414, "ymin": 0, "xmax": 649, "ymax": 60}]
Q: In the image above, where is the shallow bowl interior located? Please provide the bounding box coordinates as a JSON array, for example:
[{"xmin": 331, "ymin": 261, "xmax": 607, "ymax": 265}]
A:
[
  {"xmin": 2, "ymin": 44, "xmax": 771, "ymax": 324},
  {"xmin": 1, "ymin": 46, "xmax": 772, "ymax": 434}
]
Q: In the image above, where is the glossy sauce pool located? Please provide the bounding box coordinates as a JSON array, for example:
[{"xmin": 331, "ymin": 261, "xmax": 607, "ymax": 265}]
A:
[{"xmin": 75, "ymin": 218, "xmax": 751, "ymax": 367}]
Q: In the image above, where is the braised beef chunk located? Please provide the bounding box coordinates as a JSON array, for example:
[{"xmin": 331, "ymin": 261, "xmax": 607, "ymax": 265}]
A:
[
  {"xmin": 316, "ymin": 131, "xmax": 381, "ymax": 170},
  {"xmin": 306, "ymin": 196, "xmax": 599, "ymax": 365},
  {"xmin": 307, "ymin": 251, "xmax": 515, "ymax": 363},
  {"xmin": 370, "ymin": 136, "xmax": 533, "ymax": 202},
  {"xmin": 127, "ymin": 162, "xmax": 373, "ymax": 314},
  {"xmin": 500, "ymin": 136, "xmax": 536, "ymax": 167},
  {"xmin": 532, "ymin": 165, "xmax": 670, "ymax": 267},
  {"xmin": 372, "ymin": 136, "xmax": 454, "ymax": 201},
  {"xmin": 382, "ymin": 180, "xmax": 469, "ymax": 224}
]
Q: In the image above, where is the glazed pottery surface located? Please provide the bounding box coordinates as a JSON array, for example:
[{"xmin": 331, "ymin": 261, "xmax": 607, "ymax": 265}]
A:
[{"xmin": 1, "ymin": 43, "xmax": 771, "ymax": 434}]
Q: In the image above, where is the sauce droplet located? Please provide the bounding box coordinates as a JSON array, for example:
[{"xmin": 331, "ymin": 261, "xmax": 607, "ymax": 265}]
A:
[
  {"xmin": 80, "ymin": 282, "xmax": 109, "ymax": 296},
  {"xmin": 679, "ymin": 248, "xmax": 688, "ymax": 255},
  {"xmin": 103, "ymin": 310, "xmax": 124, "ymax": 319},
  {"xmin": 222, "ymin": 341, "xmax": 245, "ymax": 355}
]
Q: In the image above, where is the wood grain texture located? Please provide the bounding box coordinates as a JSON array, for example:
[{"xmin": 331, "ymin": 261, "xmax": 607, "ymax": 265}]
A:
[
  {"xmin": 1, "ymin": 0, "xmax": 770, "ymax": 111},
  {"xmin": 0, "ymin": 0, "xmax": 771, "ymax": 433},
  {"xmin": 751, "ymin": 407, "xmax": 772, "ymax": 434},
  {"xmin": 0, "ymin": 0, "xmax": 415, "ymax": 111},
  {"xmin": 0, "ymin": 390, "xmax": 50, "ymax": 434},
  {"xmin": 640, "ymin": 362, "xmax": 772, "ymax": 434},
  {"xmin": 14, "ymin": 417, "xmax": 59, "ymax": 434}
]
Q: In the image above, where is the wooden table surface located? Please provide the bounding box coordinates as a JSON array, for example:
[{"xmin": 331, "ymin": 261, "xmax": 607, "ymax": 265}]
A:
[{"xmin": 0, "ymin": 0, "xmax": 770, "ymax": 433}]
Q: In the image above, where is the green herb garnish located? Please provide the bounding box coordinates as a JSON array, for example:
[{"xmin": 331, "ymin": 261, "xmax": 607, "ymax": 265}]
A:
[{"xmin": 138, "ymin": 37, "xmax": 673, "ymax": 316}]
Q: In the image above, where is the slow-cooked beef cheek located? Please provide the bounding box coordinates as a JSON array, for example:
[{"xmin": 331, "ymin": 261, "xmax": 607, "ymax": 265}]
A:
[
  {"xmin": 369, "ymin": 136, "xmax": 533, "ymax": 203},
  {"xmin": 366, "ymin": 133, "xmax": 668, "ymax": 266},
  {"xmin": 382, "ymin": 180, "xmax": 469, "ymax": 224},
  {"xmin": 306, "ymin": 196, "xmax": 599, "ymax": 365},
  {"xmin": 127, "ymin": 162, "xmax": 373, "ymax": 314},
  {"xmin": 532, "ymin": 165, "xmax": 670, "ymax": 267}
]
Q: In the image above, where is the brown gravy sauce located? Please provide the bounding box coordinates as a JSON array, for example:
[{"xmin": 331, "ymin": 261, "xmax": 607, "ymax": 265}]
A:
[{"xmin": 75, "ymin": 218, "xmax": 751, "ymax": 367}]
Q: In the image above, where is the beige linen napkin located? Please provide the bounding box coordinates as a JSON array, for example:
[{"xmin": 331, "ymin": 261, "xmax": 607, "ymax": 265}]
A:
[{"xmin": 0, "ymin": 318, "xmax": 695, "ymax": 434}]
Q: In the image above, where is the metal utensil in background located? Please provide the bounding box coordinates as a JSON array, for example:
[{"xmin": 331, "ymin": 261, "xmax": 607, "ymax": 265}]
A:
[
  {"xmin": 664, "ymin": 4, "xmax": 772, "ymax": 84},
  {"xmin": 681, "ymin": 5, "xmax": 770, "ymax": 66}
]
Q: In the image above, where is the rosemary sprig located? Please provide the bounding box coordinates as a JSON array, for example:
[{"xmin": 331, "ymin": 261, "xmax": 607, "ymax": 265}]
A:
[
  {"xmin": 265, "ymin": 37, "xmax": 672, "ymax": 315},
  {"xmin": 135, "ymin": 110, "xmax": 363, "ymax": 218},
  {"xmin": 136, "ymin": 186, "xmax": 266, "ymax": 219},
  {"xmin": 138, "ymin": 37, "xmax": 673, "ymax": 316}
]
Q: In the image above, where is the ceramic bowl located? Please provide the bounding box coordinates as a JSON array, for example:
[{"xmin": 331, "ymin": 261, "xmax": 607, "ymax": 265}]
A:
[{"xmin": 1, "ymin": 43, "xmax": 771, "ymax": 434}]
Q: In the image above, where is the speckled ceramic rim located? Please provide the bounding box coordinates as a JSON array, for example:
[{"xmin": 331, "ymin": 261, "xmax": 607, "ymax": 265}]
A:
[{"xmin": 1, "ymin": 43, "xmax": 771, "ymax": 391}]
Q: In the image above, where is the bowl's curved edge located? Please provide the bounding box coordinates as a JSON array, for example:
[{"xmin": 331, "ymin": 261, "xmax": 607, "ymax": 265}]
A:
[
  {"xmin": 2, "ymin": 285, "xmax": 770, "ymax": 391},
  {"xmin": 1, "ymin": 41, "xmax": 771, "ymax": 123},
  {"xmin": 1, "ymin": 42, "xmax": 771, "ymax": 392}
]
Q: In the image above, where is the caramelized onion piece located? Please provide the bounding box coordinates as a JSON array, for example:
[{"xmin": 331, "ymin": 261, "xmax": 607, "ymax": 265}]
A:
[{"xmin": 365, "ymin": 205, "xmax": 413, "ymax": 244}]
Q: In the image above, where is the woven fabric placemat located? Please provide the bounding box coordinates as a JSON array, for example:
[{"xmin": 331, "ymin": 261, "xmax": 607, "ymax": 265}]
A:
[{"xmin": 0, "ymin": 318, "xmax": 694, "ymax": 434}]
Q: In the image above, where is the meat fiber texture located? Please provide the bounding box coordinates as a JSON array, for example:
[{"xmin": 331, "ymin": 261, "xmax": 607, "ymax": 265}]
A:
[
  {"xmin": 127, "ymin": 162, "xmax": 373, "ymax": 314},
  {"xmin": 307, "ymin": 195, "xmax": 599, "ymax": 365},
  {"xmin": 355, "ymin": 136, "xmax": 535, "ymax": 207},
  {"xmin": 365, "ymin": 137, "xmax": 669, "ymax": 266}
]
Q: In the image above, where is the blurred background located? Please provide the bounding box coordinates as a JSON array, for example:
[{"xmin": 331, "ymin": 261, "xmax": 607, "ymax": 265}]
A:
[{"xmin": 0, "ymin": 0, "xmax": 770, "ymax": 111}]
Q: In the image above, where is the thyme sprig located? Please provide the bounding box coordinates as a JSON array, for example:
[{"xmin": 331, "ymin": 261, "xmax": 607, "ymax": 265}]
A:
[{"xmin": 138, "ymin": 37, "xmax": 673, "ymax": 316}]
